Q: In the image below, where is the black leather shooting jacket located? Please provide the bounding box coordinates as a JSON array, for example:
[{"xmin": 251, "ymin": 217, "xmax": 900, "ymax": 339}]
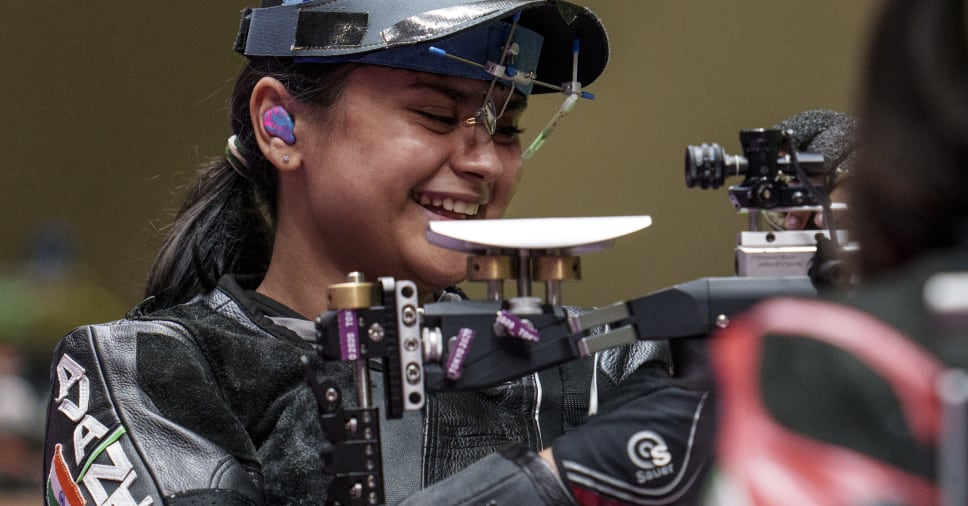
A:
[{"xmin": 43, "ymin": 275, "xmax": 671, "ymax": 505}]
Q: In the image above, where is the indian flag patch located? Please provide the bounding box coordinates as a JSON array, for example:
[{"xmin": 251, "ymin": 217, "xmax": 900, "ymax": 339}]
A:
[{"xmin": 47, "ymin": 443, "xmax": 86, "ymax": 506}]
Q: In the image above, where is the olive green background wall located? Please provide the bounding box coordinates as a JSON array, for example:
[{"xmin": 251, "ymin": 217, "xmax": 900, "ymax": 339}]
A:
[{"xmin": 2, "ymin": 1, "xmax": 881, "ymax": 327}]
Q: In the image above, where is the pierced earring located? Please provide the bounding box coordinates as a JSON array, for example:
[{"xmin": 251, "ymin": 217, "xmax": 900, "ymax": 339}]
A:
[{"xmin": 282, "ymin": 155, "xmax": 290, "ymax": 163}]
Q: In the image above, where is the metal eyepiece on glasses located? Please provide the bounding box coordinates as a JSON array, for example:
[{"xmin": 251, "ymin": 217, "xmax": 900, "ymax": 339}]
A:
[
  {"xmin": 428, "ymin": 13, "xmax": 596, "ymax": 158},
  {"xmin": 463, "ymin": 99, "xmax": 499, "ymax": 136}
]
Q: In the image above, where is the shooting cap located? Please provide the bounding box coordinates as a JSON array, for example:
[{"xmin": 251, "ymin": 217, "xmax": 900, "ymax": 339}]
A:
[{"xmin": 234, "ymin": 0, "xmax": 609, "ymax": 96}]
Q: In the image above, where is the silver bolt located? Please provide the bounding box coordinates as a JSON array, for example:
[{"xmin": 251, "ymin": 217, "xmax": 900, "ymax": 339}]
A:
[
  {"xmin": 402, "ymin": 305, "xmax": 418, "ymax": 326},
  {"xmin": 406, "ymin": 363, "xmax": 421, "ymax": 384},
  {"xmin": 325, "ymin": 387, "xmax": 339, "ymax": 403},
  {"xmin": 368, "ymin": 323, "xmax": 385, "ymax": 342}
]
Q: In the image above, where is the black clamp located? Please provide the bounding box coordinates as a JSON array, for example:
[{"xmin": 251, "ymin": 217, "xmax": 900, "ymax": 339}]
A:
[{"xmin": 302, "ymin": 359, "xmax": 384, "ymax": 506}]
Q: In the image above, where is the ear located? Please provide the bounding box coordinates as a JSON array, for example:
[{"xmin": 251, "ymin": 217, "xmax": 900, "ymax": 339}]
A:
[{"xmin": 251, "ymin": 77, "xmax": 303, "ymax": 172}]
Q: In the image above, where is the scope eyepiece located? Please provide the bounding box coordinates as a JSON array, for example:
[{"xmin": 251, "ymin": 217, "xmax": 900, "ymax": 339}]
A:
[
  {"xmin": 685, "ymin": 143, "xmax": 747, "ymax": 189},
  {"xmin": 684, "ymin": 127, "xmax": 828, "ymax": 209}
]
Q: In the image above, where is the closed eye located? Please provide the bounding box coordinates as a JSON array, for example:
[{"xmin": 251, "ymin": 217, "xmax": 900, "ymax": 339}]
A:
[
  {"xmin": 421, "ymin": 112, "xmax": 458, "ymax": 126},
  {"xmin": 415, "ymin": 109, "xmax": 523, "ymax": 144},
  {"xmin": 415, "ymin": 110, "xmax": 460, "ymax": 134},
  {"xmin": 493, "ymin": 125, "xmax": 525, "ymax": 144}
]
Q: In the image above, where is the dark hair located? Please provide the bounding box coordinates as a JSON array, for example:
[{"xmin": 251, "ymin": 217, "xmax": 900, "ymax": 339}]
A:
[
  {"xmin": 145, "ymin": 59, "xmax": 357, "ymax": 308},
  {"xmin": 849, "ymin": 0, "xmax": 968, "ymax": 277}
]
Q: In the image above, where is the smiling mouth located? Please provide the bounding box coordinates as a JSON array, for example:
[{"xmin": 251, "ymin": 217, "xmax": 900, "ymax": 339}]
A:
[{"xmin": 411, "ymin": 192, "xmax": 482, "ymax": 219}]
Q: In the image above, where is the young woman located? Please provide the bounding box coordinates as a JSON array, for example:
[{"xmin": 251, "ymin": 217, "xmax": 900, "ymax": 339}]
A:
[{"xmin": 44, "ymin": 2, "xmax": 713, "ymax": 504}]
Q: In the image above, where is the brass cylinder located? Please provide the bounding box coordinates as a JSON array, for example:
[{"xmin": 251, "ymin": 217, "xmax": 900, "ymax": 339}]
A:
[
  {"xmin": 467, "ymin": 255, "xmax": 516, "ymax": 281},
  {"xmin": 532, "ymin": 256, "xmax": 581, "ymax": 281},
  {"xmin": 328, "ymin": 273, "xmax": 377, "ymax": 309}
]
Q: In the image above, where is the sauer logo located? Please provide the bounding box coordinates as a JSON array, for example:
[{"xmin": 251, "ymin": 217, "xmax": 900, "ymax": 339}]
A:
[{"xmin": 627, "ymin": 430, "xmax": 675, "ymax": 484}]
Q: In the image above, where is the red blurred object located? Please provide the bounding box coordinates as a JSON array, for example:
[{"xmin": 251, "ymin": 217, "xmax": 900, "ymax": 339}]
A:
[{"xmin": 712, "ymin": 297, "xmax": 942, "ymax": 506}]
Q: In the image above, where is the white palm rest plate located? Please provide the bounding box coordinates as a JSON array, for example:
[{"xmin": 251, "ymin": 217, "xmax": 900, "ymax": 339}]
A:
[{"xmin": 427, "ymin": 215, "xmax": 652, "ymax": 254}]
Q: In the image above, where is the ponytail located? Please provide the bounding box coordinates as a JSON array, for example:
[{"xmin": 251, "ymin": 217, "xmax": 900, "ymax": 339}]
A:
[{"xmin": 144, "ymin": 156, "xmax": 273, "ymax": 308}]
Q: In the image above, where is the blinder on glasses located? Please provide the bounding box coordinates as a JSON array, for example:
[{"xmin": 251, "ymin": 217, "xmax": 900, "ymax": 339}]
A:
[{"xmin": 429, "ymin": 12, "xmax": 596, "ymax": 158}]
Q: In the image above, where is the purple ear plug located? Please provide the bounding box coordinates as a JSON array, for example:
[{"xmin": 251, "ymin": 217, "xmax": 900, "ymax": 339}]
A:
[{"xmin": 263, "ymin": 106, "xmax": 295, "ymax": 145}]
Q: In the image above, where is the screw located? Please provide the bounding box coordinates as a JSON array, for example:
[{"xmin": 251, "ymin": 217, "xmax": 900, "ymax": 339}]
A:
[
  {"xmin": 406, "ymin": 363, "xmax": 421, "ymax": 384},
  {"xmin": 368, "ymin": 323, "xmax": 384, "ymax": 342},
  {"xmin": 402, "ymin": 305, "xmax": 418, "ymax": 326}
]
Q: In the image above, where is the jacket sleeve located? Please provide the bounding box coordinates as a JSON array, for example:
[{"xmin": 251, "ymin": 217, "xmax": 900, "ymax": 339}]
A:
[{"xmin": 43, "ymin": 320, "xmax": 264, "ymax": 506}]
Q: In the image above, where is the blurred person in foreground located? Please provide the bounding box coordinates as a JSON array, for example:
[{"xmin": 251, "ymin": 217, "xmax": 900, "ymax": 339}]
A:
[{"xmin": 707, "ymin": 0, "xmax": 968, "ymax": 504}]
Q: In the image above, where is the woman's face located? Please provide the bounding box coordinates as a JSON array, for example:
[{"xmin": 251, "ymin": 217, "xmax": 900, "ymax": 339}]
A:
[{"xmin": 285, "ymin": 65, "xmax": 526, "ymax": 294}]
